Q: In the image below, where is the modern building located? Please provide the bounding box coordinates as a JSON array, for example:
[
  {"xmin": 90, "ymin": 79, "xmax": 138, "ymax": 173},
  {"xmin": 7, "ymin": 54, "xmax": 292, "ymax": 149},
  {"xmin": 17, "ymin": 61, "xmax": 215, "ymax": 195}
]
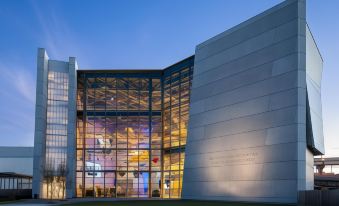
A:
[
  {"xmin": 314, "ymin": 157, "xmax": 339, "ymax": 190},
  {"xmin": 0, "ymin": 147, "xmax": 33, "ymax": 176},
  {"xmin": 0, "ymin": 147, "xmax": 33, "ymax": 200},
  {"xmin": 32, "ymin": 0, "xmax": 324, "ymax": 203}
]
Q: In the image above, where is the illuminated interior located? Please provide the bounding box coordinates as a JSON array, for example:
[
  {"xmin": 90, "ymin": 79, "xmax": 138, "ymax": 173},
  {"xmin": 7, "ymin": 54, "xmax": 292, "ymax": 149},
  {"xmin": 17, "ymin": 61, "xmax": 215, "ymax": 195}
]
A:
[
  {"xmin": 42, "ymin": 71, "xmax": 69, "ymax": 199},
  {"xmin": 162, "ymin": 67, "xmax": 191, "ymax": 198},
  {"xmin": 76, "ymin": 57, "xmax": 194, "ymax": 198}
]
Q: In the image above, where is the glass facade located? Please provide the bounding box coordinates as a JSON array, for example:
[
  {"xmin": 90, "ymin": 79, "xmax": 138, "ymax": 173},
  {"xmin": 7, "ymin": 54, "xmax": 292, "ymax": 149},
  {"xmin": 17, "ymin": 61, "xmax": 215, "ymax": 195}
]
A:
[
  {"xmin": 43, "ymin": 71, "xmax": 69, "ymax": 199},
  {"xmin": 76, "ymin": 56, "xmax": 194, "ymax": 198},
  {"xmin": 0, "ymin": 174, "xmax": 32, "ymax": 190},
  {"xmin": 162, "ymin": 66, "xmax": 192, "ymax": 198}
]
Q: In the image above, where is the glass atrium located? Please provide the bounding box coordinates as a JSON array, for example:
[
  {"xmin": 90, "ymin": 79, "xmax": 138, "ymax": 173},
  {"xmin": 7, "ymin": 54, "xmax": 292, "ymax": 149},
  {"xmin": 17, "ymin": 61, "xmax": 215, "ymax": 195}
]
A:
[{"xmin": 75, "ymin": 57, "xmax": 194, "ymax": 198}]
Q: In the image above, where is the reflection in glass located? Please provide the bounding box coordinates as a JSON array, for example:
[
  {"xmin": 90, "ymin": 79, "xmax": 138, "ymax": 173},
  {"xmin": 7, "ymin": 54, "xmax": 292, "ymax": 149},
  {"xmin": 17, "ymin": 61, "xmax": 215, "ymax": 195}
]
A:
[
  {"xmin": 162, "ymin": 66, "xmax": 193, "ymax": 198},
  {"xmin": 43, "ymin": 71, "xmax": 69, "ymax": 199},
  {"xmin": 76, "ymin": 61, "xmax": 193, "ymax": 198}
]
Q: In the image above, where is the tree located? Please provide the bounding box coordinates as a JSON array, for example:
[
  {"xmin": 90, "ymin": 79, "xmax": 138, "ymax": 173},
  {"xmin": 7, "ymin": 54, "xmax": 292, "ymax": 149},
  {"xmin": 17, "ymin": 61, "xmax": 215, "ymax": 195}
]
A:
[
  {"xmin": 57, "ymin": 162, "xmax": 68, "ymax": 199},
  {"xmin": 43, "ymin": 162, "xmax": 54, "ymax": 199}
]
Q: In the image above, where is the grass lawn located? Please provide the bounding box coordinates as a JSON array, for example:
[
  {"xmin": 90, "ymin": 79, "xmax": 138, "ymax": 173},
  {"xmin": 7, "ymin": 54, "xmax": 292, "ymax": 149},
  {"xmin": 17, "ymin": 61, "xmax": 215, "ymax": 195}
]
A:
[
  {"xmin": 0, "ymin": 200, "xmax": 22, "ymax": 205},
  {"xmin": 61, "ymin": 200, "xmax": 293, "ymax": 206}
]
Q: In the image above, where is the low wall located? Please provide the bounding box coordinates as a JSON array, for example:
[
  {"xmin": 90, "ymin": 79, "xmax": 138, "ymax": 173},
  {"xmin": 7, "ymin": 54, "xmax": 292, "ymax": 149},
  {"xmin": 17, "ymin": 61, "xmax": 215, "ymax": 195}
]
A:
[
  {"xmin": 0, "ymin": 189, "xmax": 32, "ymax": 200},
  {"xmin": 298, "ymin": 190, "xmax": 339, "ymax": 206}
]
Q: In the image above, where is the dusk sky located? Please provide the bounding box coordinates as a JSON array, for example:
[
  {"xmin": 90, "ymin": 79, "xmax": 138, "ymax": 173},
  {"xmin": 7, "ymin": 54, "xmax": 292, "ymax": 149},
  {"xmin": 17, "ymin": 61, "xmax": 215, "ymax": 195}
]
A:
[{"xmin": 0, "ymin": 0, "xmax": 338, "ymax": 157}]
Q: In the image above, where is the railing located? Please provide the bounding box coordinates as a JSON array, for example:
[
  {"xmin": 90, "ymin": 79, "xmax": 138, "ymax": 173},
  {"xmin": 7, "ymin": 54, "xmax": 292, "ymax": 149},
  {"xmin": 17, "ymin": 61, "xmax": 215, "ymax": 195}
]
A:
[{"xmin": 298, "ymin": 190, "xmax": 339, "ymax": 206}]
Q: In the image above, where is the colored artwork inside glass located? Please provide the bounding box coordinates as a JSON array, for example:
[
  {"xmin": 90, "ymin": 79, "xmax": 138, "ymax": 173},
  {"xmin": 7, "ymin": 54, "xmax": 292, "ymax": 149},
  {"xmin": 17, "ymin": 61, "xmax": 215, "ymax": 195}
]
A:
[{"xmin": 76, "ymin": 60, "xmax": 193, "ymax": 198}]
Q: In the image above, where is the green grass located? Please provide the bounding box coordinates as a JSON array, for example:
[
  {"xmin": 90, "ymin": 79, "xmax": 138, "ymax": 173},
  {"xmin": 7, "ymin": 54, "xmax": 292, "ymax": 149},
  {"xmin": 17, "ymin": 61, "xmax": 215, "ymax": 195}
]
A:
[
  {"xmin": 61, "ymin": 200, "xmax": 293, "ymax": 206},
  {"xmin": 0, "ymin": 200, "xmax": 22, "ymax": 204}
]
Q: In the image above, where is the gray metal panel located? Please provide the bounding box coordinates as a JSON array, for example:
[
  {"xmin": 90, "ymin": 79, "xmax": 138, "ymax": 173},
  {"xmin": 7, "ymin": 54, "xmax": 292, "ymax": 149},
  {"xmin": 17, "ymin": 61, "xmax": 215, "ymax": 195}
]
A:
[
  {"xmin": 183, "ymin": 0, "xmax": 312, "ymax": 203},
  {"xmin": 192, "ymin": 37, "xmax": 300, "ymax": 90},
  {"xmin": 305, "ymin": 26, "xmax": 324, "ymax": 155},
  {"xmin": 196, "ymin": 0, "xmax": 300, "ymax": 50}
]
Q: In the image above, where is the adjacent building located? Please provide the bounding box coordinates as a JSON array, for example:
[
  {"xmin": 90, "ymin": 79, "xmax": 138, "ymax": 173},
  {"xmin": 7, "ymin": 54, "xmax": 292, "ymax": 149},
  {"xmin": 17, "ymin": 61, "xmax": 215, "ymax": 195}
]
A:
[
  {"xmin": 32, "ymin": 0, "xmax": 324, "ymax": 203},
  {"xmin": 0, "ymin": 147, "xmax": 33, "ymax": 199},
  {"xmin": 0, "ymin": 147, "xmax": 33, "ymax": 176}
]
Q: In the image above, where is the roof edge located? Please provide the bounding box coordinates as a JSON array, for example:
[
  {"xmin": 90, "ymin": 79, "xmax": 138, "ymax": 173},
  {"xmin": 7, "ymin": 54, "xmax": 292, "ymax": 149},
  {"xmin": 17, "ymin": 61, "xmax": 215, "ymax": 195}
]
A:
[{"xmin": 196, "ymin": 0, "xmax": 296, "ymax": 50}]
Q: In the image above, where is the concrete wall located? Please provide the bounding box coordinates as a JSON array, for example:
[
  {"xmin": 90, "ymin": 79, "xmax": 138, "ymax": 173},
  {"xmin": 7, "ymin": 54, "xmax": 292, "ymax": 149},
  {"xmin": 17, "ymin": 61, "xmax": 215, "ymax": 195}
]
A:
[
  {"xmin": 183, "ymin": 0, "xmax": 314, "ymax": 203},
  {"xmin": 66, "ymin": 57, "xmax": 77, "ymax": 198},
  {"xmin": 32, "ymin": 48, "xmax": 49, "ymax": 198},
  {"xmin": 32, "ymin": 49, "xmax": 77, "ymax": 199},
  {"xmin": 0, "ymin": 147, "xmax": 33, "ymax": 175}
]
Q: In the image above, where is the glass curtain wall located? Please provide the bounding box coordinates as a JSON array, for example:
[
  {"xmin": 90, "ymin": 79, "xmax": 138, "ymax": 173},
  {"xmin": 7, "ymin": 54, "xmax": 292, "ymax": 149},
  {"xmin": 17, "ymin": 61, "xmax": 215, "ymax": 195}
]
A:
[
  {"xmin": 43, "ymin": 71, "xmax": 69, "ymax": 199},
  {"xmin": 76, "ymin": 73, "xmax": 162, "ymax": 198},
  {"xmin": 76, "ymin": 56, "xmax": 194, "ymax": 199},
  {"xmin": 162, "ymin": 65, "xmax": 193, "ymax": 198}
]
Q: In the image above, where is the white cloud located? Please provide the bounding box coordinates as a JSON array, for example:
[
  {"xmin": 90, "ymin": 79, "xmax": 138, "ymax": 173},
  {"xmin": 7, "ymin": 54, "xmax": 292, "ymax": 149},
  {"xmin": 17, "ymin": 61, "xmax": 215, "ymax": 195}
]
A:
[
  {"xmin": 29, "ymin": 0, "xmax": 87, "ymax": 64},
  {"xmin": 0, "ymin": 63, "xmax": 36, "ymax": 146},
  {"xmin": 12, "ymin": 71, "xmax": 35, "ymax": 104},
  {"xmin": 0, "ymin": 64, "xmax": 36, "ymax": 104}
]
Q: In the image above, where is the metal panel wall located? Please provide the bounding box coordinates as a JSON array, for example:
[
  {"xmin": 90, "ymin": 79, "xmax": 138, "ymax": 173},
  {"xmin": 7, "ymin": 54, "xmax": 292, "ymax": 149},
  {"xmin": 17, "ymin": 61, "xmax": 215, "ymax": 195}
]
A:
[{"xmin": 182, "ymin": 0, "xmax": 316, "ymax": 203}]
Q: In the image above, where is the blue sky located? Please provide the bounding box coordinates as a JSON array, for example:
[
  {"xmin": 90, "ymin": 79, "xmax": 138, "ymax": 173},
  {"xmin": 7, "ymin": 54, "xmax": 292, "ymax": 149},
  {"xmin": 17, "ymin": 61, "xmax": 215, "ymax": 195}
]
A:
[{"xmin": 0, "ymin": 0, "xmax": 338, "ymax": 157}]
